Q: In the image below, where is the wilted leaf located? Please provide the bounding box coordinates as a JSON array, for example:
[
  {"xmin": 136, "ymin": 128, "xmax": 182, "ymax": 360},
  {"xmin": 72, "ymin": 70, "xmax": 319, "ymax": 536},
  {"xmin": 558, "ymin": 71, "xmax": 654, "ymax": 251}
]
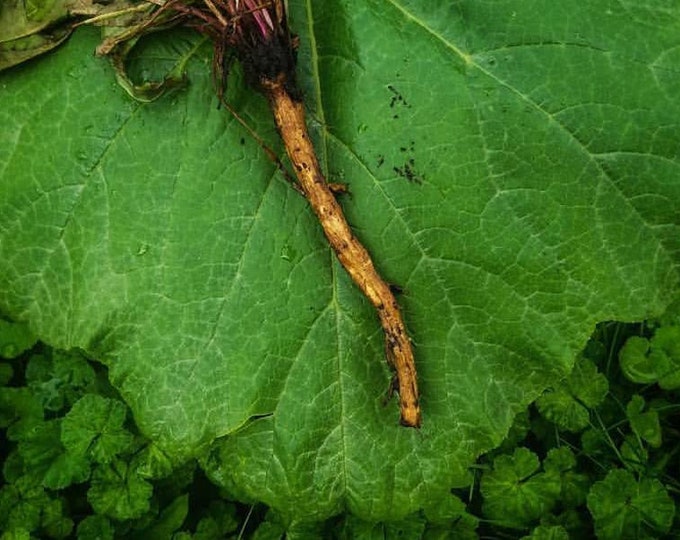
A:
[{"xmin": 0, "ymin": 0, "xmax": 71, "ymax": 70}]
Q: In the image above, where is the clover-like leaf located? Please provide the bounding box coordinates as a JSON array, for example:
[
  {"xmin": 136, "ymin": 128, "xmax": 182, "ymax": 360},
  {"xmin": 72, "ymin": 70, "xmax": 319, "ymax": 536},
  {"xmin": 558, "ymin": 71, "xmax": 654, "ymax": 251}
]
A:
[
  {"xmin": 620, "ymin": 327, "xmax": 680, "ymax": 389},
  {"xmin": 586, "ymin": 469, "xmax": 675, "ymax": 540},
  {"xmin": 423, "ymin": 494, "xmax": 479, "ymax": 540},
  {"xmin": 626, "ymin": 395, "xmax": 662, "ymax": 448},
  {"xmin": 619, "ymin": 337, "xmax": 659, "ymax": 384},
  {"xmin": 14, "ymin": 419, "xmax": 90, "ymax": 489},
  {"xmin": 0, "ymin": 388, "xmax": 44, "ymax": 440},
  {"xmin": 648, "ymin": 326, "xmax": 680, "ymax": 389},
  {"xmin": 2, "ymin": 1, "xmax": 680, "ymax": 521},
  {"xmin": 543, "ymin": 447, "xmax": 589, "ymax": 508},
  {"xmin": 11, "ymin": 420, "xmax": 91, "ymax": 491},
  {"xmin": 87, "ymin": 459, "xmax": 153, "ymax": 520},
  {"xmin": 61, "ymin": 394, "xmax": 134, "ymax": 463},
  {"xmin": 26, "ymin": 350, "xmax": 96, "ymax": 412},
  {"xmin": 535, "ymin": 386, "xmax": 589, "ymax": 433},
  {"xmin": 619, "ymin": 434, "xmax": 649, "ymax": 474},
  {"xmin": 0, "ymin": 529, "xmax": 33, "ymax": 540},
  {"xmin": 40, "ymin": 497, "xmax": 74, "ymax": 539},
  {"xmin": 536, "ymin": 357, "xmax": 608, "ymax": 432},
  {"xmin": 76, "ymin": 515, "xmax": 115, "ymax": 540},
  {"xmin": 569, "ymin": 358, "xmax": 609, "ymax": 408},
  {"xmin": 43, "ymin": 451, "xmax": 92, "ymax": 490},
  {"xmin": 0, "ymin": 320, "xmax": 36, "ymax": 359},
  {"xmin": 481, "ymin": 448, "xmax": 561, "ymax": 529},
  {"xmin": 0, "ymin": 476, "xmax": 49, "ymax": 534},
  {"xmin": 130, "ymin": 442, "xmax": 175, "ymax": 480}
]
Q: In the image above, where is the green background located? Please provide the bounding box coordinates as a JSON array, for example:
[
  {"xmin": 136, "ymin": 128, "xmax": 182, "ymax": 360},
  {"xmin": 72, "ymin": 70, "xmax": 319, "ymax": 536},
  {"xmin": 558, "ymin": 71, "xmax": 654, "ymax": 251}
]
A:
[{"xmin": 1, "ymin": 0, "xmax": 679, "ymax": 521}]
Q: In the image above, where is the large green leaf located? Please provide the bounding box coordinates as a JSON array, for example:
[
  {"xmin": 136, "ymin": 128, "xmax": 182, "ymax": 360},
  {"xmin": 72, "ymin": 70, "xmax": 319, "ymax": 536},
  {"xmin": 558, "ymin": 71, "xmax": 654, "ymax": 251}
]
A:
[{"xmin": 1, "ymin": 0, "xmax": 679, "ymax": 522}]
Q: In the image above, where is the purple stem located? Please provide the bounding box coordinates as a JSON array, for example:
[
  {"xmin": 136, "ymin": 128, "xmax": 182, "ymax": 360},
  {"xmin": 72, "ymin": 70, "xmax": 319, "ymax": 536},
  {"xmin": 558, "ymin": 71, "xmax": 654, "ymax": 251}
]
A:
[{"xmin": 241, "ymin": 0, "xmax": 274, "ymax": 38}]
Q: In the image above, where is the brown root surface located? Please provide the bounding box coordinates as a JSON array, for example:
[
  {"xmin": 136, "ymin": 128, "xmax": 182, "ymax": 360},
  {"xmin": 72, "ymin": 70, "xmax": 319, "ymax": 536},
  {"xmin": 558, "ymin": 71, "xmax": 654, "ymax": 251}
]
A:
[{"xmin": 263, "ymin": 75, "xmax": 421, "ymax": 428}]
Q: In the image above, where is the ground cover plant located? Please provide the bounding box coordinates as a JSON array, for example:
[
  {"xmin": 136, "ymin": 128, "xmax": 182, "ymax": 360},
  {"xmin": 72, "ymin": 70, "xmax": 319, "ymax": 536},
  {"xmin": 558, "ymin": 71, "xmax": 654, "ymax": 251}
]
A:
[
  {"xmin": 2, "ymin": 317, "xmax": 679, "ymax": 538},
  {"xmin": 1, "ymin": 1, "xmax": 680, "ymax": 537}
]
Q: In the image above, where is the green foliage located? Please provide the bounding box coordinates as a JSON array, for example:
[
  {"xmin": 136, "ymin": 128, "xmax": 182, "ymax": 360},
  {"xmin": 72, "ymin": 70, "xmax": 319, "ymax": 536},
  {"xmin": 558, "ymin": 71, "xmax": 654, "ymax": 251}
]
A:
[
  {"xmin": 1, "ymin": 319, "xmax": 680, "ymax": 540},
  {"xmin": 62, "ymin": 394, "xmax": 134, "ymax": 463},
  {"xmin": 535, "ymin": 357, "xmax": 609, "ymax": 431},
  {"xmin": 139, "ymin": 494, "xmax": 189, "ymax": 539},
  {"xmin": 0, "ymin": 347, "xmax": 199, "ymax": 538},
  {"xmin": 1, "ymin": 0, "xmax": 680, "ymax": 536},
  {"xmin": 25, "ymin": 349, "xmax": 96, "ymax": 411},
  {"xmin": 625, "ymin": 395, "xmax": 662, "ymax": 449},
  {"xmin": 586, "ymin": 469, "xmax": 675, "ymax": 539},
  {"xmin": 0, "ymin": 476, "xmax": 73, "ymax": 538},
  {"xmin": 542, "ymin": 447, "xmax": 589, "ymax": 509},
  {"xmin": 481, "ymin": 447, "xmax": 561, "ymax": 528},
  {"xmin": 190, "ymin": 500, "xmax": 239, "ymax": 540},
  {"xmin": 0, "ymin": 386, "xmax": 43, "ymax": 435},
  {"xmin": 469, "ymin": 318, "xmax": 680, "ymax": 539},
  {"xmin": 87, "ymin": 459, "xmax": 153, "ymax": 520},
  {"xmin": 0, "ymin": 320, "xmax": 36, "ymax": 359},
  {"xmin": 2, "ymin": 0, "xmax": 680, "ymax": 522},
  {"xmin": 619, "ymin": 326, "xmax": 680, "ymax": 389},
  {"xmin": 521, "ymin": 525, "xmax": 570, "ymax": 540},
  {"xmin": 16, "ymin": 419, "xmax": 91, "ymax": 489},
  {"xmin": 76, "ymin": 515, "xmax": 115, "ymax": 540}
]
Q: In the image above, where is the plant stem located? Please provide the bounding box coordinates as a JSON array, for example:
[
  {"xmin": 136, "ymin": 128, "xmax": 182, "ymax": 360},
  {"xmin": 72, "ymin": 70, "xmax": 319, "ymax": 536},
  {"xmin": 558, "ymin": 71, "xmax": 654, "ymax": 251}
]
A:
[{"xmin": 262, "ymin": 74, "xmax": 421, "ymax": 428}]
